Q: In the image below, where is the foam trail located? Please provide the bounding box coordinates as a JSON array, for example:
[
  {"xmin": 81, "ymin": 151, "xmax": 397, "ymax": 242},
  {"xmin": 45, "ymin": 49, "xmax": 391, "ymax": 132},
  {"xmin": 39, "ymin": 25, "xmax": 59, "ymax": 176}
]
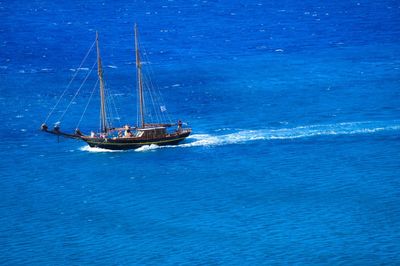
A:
[
  {"xmin": 80, "ymin": 146, "xmax": 125, "ymax": 153},
  {"xmin": 81, "ymin": 120, "xmax": 400, "ymax": 152},
  {"xmin": 135, "ymin": 144, "xmax": 159, "ymax": 152},
  {"xmin": 159, "ymin": 120, "xmax": 400, "ymax": 150}
]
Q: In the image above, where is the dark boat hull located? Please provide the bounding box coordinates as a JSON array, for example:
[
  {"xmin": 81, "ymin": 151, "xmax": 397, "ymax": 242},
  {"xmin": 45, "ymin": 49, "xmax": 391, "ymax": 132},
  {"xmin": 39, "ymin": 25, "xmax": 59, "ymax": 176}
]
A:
[{"xmin": 82, "ymin": 131, "xmax": 191, "ymax": 150}]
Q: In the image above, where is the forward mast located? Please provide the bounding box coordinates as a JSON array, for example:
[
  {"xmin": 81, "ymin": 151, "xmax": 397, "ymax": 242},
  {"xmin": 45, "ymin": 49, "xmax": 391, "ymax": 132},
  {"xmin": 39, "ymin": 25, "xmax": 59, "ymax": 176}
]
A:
[
  {"xmin": 135, "ymin": 24, "xmax": 145, "ymax": 129},
  {"xmin": 96, "ymin": 32, "xmax": 108, "ymax": 133}
]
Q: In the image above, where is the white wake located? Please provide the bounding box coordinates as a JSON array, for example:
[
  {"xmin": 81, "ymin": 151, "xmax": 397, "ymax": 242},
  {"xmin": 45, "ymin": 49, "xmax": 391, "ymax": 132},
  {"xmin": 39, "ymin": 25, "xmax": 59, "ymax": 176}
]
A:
[
  {"xmin": 80, "ymin": 120, "xmax": 400, "ymax": 152},
  {"xmin": 79, "ymin": 146, "xmax": 125, "ymax": 153},
  {"xmin": 180, "ymin": 120, "xmax": 400, "ymax": 148}
]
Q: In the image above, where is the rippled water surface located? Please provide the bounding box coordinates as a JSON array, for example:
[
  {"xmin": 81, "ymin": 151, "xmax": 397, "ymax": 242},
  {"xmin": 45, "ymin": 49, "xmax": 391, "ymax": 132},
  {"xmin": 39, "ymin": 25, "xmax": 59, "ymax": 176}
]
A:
[{"xmin": 1, "ymin": 0, "xmax": 400, "ymax": 264}]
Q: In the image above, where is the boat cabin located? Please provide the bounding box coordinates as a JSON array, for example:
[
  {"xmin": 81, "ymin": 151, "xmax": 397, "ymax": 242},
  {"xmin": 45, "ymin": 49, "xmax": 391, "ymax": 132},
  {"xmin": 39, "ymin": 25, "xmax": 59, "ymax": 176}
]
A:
[{"xmin": 135, "ymin": 127, "xmax": 167, "ymax": 139}]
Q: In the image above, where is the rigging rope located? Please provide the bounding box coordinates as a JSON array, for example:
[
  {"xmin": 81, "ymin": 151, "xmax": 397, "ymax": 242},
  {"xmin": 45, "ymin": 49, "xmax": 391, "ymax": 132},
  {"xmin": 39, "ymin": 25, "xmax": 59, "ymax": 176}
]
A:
[
  {"xmin": 107, "ymin": 86, "xmax": 121, "ymax": 127},
  {"xmin": 44, "ymin": 40, "xmax": 96, "ymax": 124},
  {"xmin": 103, "ymin": 82, "xmax": 114, "ymax": 129},
  {"xmin": 143, "ymin": 75, "xmax": 162, "ymax": 124},
  {"xmin": 75, "ymin": 78, "xmax": 98, "ymax": 129},
  {"xmin": 144, "ymin": 65, "xmax": 168, "ymax": 124},
  {"xmin": 141, "ymin": 46, "xmax": 173, "ymax": 124},
  {"xmin": 58, "ymin": 59, "xmax": 97, "ymax": 122}
]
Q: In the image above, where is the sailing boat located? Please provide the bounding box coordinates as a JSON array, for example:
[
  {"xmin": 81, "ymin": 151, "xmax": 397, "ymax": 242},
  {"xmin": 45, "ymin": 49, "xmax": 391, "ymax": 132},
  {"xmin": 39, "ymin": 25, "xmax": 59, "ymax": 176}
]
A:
[{"xmin": 41, "ymin": 25, "xmax": 191, "ymax": 150}]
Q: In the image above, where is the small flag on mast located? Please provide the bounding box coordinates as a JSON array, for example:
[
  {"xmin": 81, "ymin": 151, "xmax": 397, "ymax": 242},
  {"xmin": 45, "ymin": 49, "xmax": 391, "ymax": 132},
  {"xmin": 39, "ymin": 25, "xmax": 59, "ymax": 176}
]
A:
[{"xmin": 160, "ymin": 105, "xmax": 167, "ymax": 112}]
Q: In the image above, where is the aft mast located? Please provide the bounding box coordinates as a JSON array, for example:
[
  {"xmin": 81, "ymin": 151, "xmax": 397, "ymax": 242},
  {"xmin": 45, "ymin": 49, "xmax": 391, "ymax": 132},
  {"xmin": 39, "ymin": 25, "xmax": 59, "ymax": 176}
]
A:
[
  {"xmin": 135, "ymin": 24, "xmax": 145, "ymax": 128},
  {"xmin": 96, "ymin": 32, "xmax": 108, "ymax": 133}
]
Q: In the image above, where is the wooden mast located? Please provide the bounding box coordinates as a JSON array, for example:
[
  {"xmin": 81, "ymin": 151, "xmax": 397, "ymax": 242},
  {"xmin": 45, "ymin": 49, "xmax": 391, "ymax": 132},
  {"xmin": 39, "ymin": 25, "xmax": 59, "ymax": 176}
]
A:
[
  {"xmin": 96, "ymin": 32, "xmax": 107, "ymax": 133},
  {"xmin": 135, "ymin": 24, "xmax": 145, "ymax": 128}
]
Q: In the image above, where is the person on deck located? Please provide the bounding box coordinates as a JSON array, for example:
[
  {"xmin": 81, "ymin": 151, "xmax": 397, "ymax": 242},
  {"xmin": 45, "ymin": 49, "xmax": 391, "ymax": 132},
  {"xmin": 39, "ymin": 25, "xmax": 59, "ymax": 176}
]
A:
[
  {"xmin": 125, "ymin": 128, "xmax": 133, "ymax": 137},
  {"xmin": 41, "ymin": 123, "xmax": 48, "ymax": 131},
  {"xmin": 177, "ymin": 120, "xmax": 183, "ymax": 132}
]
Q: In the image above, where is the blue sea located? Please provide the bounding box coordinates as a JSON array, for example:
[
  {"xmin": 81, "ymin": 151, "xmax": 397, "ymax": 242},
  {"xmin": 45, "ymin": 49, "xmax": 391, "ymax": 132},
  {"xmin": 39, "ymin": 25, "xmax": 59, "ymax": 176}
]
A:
[{"xmin": 1, "ymin": 0, "xmax": 400, "ymax": 264}]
